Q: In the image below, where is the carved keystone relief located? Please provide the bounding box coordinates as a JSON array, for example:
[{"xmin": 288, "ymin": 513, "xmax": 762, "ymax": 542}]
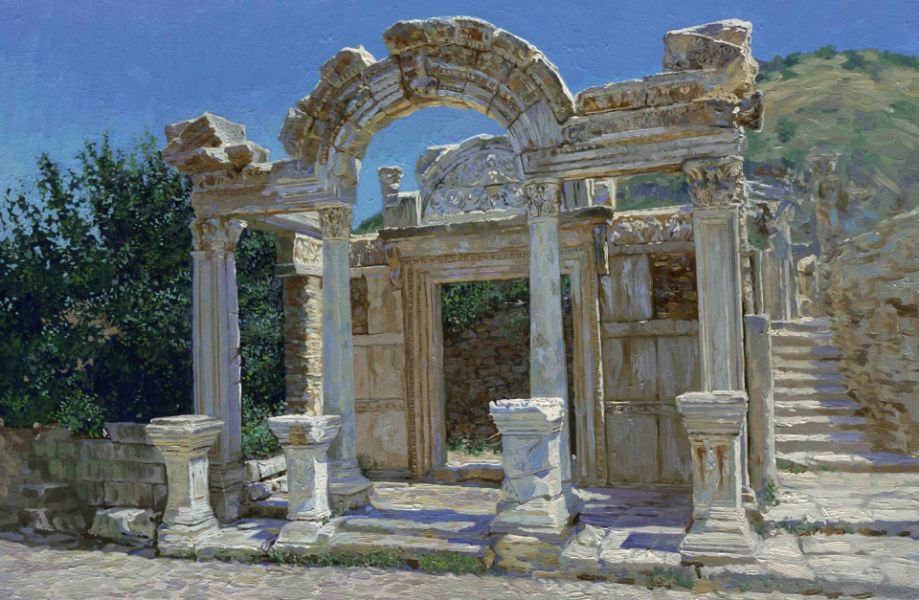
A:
[{"xmin": 417, "ymin": 136, "xmax": 525, "ymax": 221}]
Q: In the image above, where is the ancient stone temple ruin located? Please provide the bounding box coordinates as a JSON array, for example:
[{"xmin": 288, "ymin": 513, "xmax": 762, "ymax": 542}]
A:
[
  {"xmin": 9, "ymin": 16, "xmax": 918, "ymax": 595},
  {"xmin": 156, "ymin": 15, "xmax": 766, "ymax": 568}
]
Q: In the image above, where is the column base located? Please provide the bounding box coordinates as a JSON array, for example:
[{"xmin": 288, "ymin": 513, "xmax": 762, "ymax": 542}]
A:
[
  {"xmin": 329, "ymin": 460, "xmax": 372, "ymax": 510},
  {"xmin": 679, "ymin": 508, "xmax": 758, "ymax": 565},
  {"xmin": 209, "ymin": 462, "xmax": 245, "ymax": 522},
  {"xmin": 157, "ymin": 517, "xmax": 219, "ymax": 557},
  {"xmin": 273, "ymin": 520, "xmax": 329, "ymax": 555},
  {"xmin": 491, "ymin": 495, "xmax": 572, "ymax": 543}
]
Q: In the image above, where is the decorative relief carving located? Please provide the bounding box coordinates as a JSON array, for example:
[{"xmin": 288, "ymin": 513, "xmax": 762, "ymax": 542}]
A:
[
  {"xmin": 318, "ymin": 205, "xmax": 352, "ymax": 240},
  {"xmin": 190, "ymin": 217, "xmax": 246, "ymax": 252},
  {"xmin": 593, "ymin": 224, "xmax": 610, "ymax": 275},
  {"xmin": 420, "ymin": 138, "xmax": 525, "ymax": 219},
  {"xmin": 610, "ymin": 210, "xmax": 693, "ymax": 245},
  {"xmin": 293, "ymin": 235, "xmax": 323, "ymax": 267},
  {"xmin": 682, "ymin": 156, "xmax": 745, "ymax": 208},
  {"xmin": 522, "ymin": 179, "xmax": 562, "ymax": 220}
]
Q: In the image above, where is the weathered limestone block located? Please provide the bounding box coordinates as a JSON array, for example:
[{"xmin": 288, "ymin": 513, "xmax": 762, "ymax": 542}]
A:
[
  {"xmin": 88, "ymin": 507, "xmax": 158, "ymax": 547},
  {"xmin": 269, "ymin": 415, "xmax": 340, "ymax": 522},
  {"xmin": 676, "ymin": 391, "xmax": 757, "ymax": 564},
  {"xmin": 490, "ymin": 398, "xmax": 572, "ymax": 540},
  {"xmin": 147, "ymin": 415, "xmax": 222, "ymax": 556},
  {"xmin": 662, "ymin": 20, "xmax": 757, "ymax": 98},
  {"xmin": 744, "ymin": 315, "xmax": 777, "ymax": 493},
  {"xmin": 163, "ymin": 113, "xmax": 268, "ymax": 174}
]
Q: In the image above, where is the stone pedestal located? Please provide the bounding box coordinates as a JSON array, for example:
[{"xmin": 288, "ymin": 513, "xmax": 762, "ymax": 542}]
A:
[
  {"xmin": 147, "ymin": 415, "xmax": 223, "ymax": 556},
  {"xmin": 318, "ymin": 204, "xmax": 371, "ymax": 509},
  {"xmin": 677, "ymin": 391, "xmax": 757, "ymax": 564},
  {"xmin": 490, "ymin": 398, "xmax": 571, "ymax": 539},
  {"xmin": 269, "ymin": 415, "xmax": 341, "ymax": 521},
  {"xmin": 522, "ymin": 180, "xmax": 573, "ymax": 491},
  {"xmin": 190, "ymin": 217, "xmax": 246, "ymax": 522},
  {"xmin": 744, "ymin": 315, "xmax": 777, "ymax": 493}
]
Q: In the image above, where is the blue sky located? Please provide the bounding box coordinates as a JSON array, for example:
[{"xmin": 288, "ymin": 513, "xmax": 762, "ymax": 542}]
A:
[{"xmin": 2, "ymin": 0, "xmax": 917, "ymax": 224}]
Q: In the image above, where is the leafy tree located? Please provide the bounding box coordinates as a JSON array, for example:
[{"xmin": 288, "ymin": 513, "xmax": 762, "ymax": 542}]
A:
[
  {"xmin": 0, "ymin": 135, "xmax": 285, "ymax": 451},
  {"xmin": 776, "ymin": 118, "xmax": 799, "ymax": 143},
  {"xmin": 815, "ymin": 45, "xmax": 837, "ymax": 59}
]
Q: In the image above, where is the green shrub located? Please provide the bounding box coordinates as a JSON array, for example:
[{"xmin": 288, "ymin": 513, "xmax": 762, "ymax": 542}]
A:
[
  {"xmin": 842, "ymin": 50, "xmax": 870, "ymax": 71},
  {"xmin": 353, "ymin": 211, "xmax": 384, "ymax": 234},
  {"xmin": 815, "ymin": 44, "xmax": 837, "ymax": 59},
  {"xmin": 54, "ymin": 390, "xmax": 106, "ymax": 438},
  {"xmin": 776, "ymin": 118, "xmax": 799, "ymax": 143},
  {"xmin": 878, "ymin": 51, "xmax": 919, "ymax": 72}
]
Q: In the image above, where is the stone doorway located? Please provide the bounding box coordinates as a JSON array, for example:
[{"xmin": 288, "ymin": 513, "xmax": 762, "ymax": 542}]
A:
[{"xmin": 437, "ymin": 277, "xmax": 577, "ymax": 478}]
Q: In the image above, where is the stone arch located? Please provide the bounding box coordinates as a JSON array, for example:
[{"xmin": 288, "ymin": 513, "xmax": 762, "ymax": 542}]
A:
[{"xmin": 279, "ymin": 17, "xmax": 575, "ymax": 190}]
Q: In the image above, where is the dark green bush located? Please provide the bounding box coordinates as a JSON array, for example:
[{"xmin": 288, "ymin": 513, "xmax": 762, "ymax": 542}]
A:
[
  {"xmin": 815, "ymin": 44, "xmax": 837, "ymax": 59},
  {"xmin": 842, "ymin": 50, "xmax": 870, "ymax": 71}
]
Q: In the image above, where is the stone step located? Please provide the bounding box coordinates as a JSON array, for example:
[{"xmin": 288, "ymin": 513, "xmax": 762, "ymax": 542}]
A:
[
  {"xmin": 774, "ymin": 384, "xmax": 850, "ymax": 400},
  {"xmin": 775, "ymin": 415, "xmax": 868, "ymax": 435},
  {"xmin": 772, "ymin": 343, "xmax": 843, "ymax": 360},
  {"xmin": 775, "ymin": 432, "xmax": 873, "ymax": 454},
  {"xmin": 248, "ymin": 494, "xmax": 288, "ymax": 520},
  {"xmin": 771, "ymin": 318, "xmax": 832, "ymax": 332},
  {"xmin": 774, "ymin": 371, "xmax": 844, "ymax": 386},
  {"xmin": 777, "ymin": 451, "xmax": 919, "ymax": 473},
  {"xmin": 327, "ymin": 531, "xmax": 495, "ymax": 566},
  {"xmin": 18, "ymin": 483, "xmax": 79, "ymax": 510},
  {"xmin": 774, "ymin": 398, "xmax": 861, "ymax": 417},
  {"xmin": 339, "ymin": 511, "xmax": 492, "ymax": 542},
  {"xmin": 773, "ymin": 358, "xmax": 842, "ymax": 374},
  {"xmin": 18, "ymin": 508, "xmax": 88, "ymax": 534},
  {"xmin": 770, "ymin": 330, "xmax": 835, "ymax": 345}
]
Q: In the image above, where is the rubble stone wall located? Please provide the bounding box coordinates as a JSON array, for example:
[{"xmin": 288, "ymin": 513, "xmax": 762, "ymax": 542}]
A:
[
  {"xmin": 442, "ymin": 300, "xmax": 575, "ymax": 447},
  {"xmin": 825, "ymin": 208, "xmax": 919, "ymax": 453}
]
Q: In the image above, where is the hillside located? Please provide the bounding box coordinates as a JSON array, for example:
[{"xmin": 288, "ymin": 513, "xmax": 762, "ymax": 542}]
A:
[{"xmin": 746, "ymin": 48, "xmax": 919, "ymax": 216}]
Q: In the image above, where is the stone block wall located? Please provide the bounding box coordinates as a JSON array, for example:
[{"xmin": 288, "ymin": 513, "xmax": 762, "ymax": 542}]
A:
[
  {"xmin": 602, "ymin": 208, "xmax": 699, "ymax": 485},
  {"xmin": 0, "ymin": 423, "xmax": 167, "ymax": 517},
  {"xmin": 825, "ymin": 208, "xmax": 919, "ymax": 453}
]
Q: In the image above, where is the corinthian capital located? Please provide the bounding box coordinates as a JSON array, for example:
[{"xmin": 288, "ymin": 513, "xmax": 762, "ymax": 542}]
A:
[
  {"xmin": 318, "ymin": 204, "xmax": 352, "ymax": 240},
  {"xmin": 522, "ymin": 179, "xmax": 562, "ymax": 220},
  {"xmin": 191, "ymin": 217, "xmax": 246, "ymax": 252},
  {"xmin": 683, "ymin": 156, "xmax": 745, "ymax": 208}
]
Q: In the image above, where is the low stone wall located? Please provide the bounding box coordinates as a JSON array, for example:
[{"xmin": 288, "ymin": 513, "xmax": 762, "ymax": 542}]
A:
[
  {"xmin": 0, "ymin": 423, "xmax": 167, "ymax": 520},
  {"xmin": 825, "ymin": 208, "xmax": 919, "ymax": 453}
]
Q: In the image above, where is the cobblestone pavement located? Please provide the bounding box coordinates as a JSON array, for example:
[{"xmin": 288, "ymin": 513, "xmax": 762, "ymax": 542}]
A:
[{"xmin": 0, "ymin": 539, "xmax": 808, "ymax": 600}]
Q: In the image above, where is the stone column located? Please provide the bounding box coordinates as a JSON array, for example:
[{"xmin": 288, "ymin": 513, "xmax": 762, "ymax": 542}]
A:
[
  {"xmin": 522, "ymin": 179, "xmax": 572, "ymax": 488},
  {"xmin": 680, "ymin": 156, "xmax": 756, "ymax": 563},
  {"xmin": 269, "ymin": 415, "xmax": 341, "ymax": 521},
  {"xmin": 190, "ymin": 216, "xmax": 246, "ymax": 522},
  {"xmin": 676, "ymin": 392, "xmax": 756, "ymax": 564},
  {"xmin": 490, "ymin": 397, "xmax": 571, "ymax": 571},
  {"xmin": 317, "ymin": 204, "xmax": 371, "ymax": 509},
  {"xmin": 147, "ymin": 415, "xmax": 222, "ymax": 556},
  {"xmin": 744, "ymin": 315, "xmax": 777, "ymax": 493}
]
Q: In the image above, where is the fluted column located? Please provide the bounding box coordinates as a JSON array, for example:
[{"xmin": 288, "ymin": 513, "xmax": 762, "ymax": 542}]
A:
[
  {"xmin": 318, "ymin": 204, "xmax": 371, "ymax": 509},
  {"xmin": 522, "ymin": 179, "xmax": 572, "ymax": 488},
  {"xmin": 679, "ymin": 156, "xmax": 756, "ymax": 563},
  {"xmin": 190, "ymin": 216, "xmax": 246, "ymax": 522}
]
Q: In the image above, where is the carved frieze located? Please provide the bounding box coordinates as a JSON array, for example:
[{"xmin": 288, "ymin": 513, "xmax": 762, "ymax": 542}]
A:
[
  {"xmin": 190, "ymin": 217, "xmax": 246, "ymax": 252},
  {"xmin": 610, "ymin": 209, "xmax": 693, "ymax": 246}
]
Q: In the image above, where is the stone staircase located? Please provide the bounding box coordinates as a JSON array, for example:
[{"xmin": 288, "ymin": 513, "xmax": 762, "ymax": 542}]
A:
[{"xmin": 771, "ymin": 318, "xmax": 919, "ymax": 472}]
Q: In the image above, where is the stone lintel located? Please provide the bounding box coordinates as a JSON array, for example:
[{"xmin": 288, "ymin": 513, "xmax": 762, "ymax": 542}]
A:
[{"xmin": 676, "ymin": 391, "xmax": 748, "ymax": 435}]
